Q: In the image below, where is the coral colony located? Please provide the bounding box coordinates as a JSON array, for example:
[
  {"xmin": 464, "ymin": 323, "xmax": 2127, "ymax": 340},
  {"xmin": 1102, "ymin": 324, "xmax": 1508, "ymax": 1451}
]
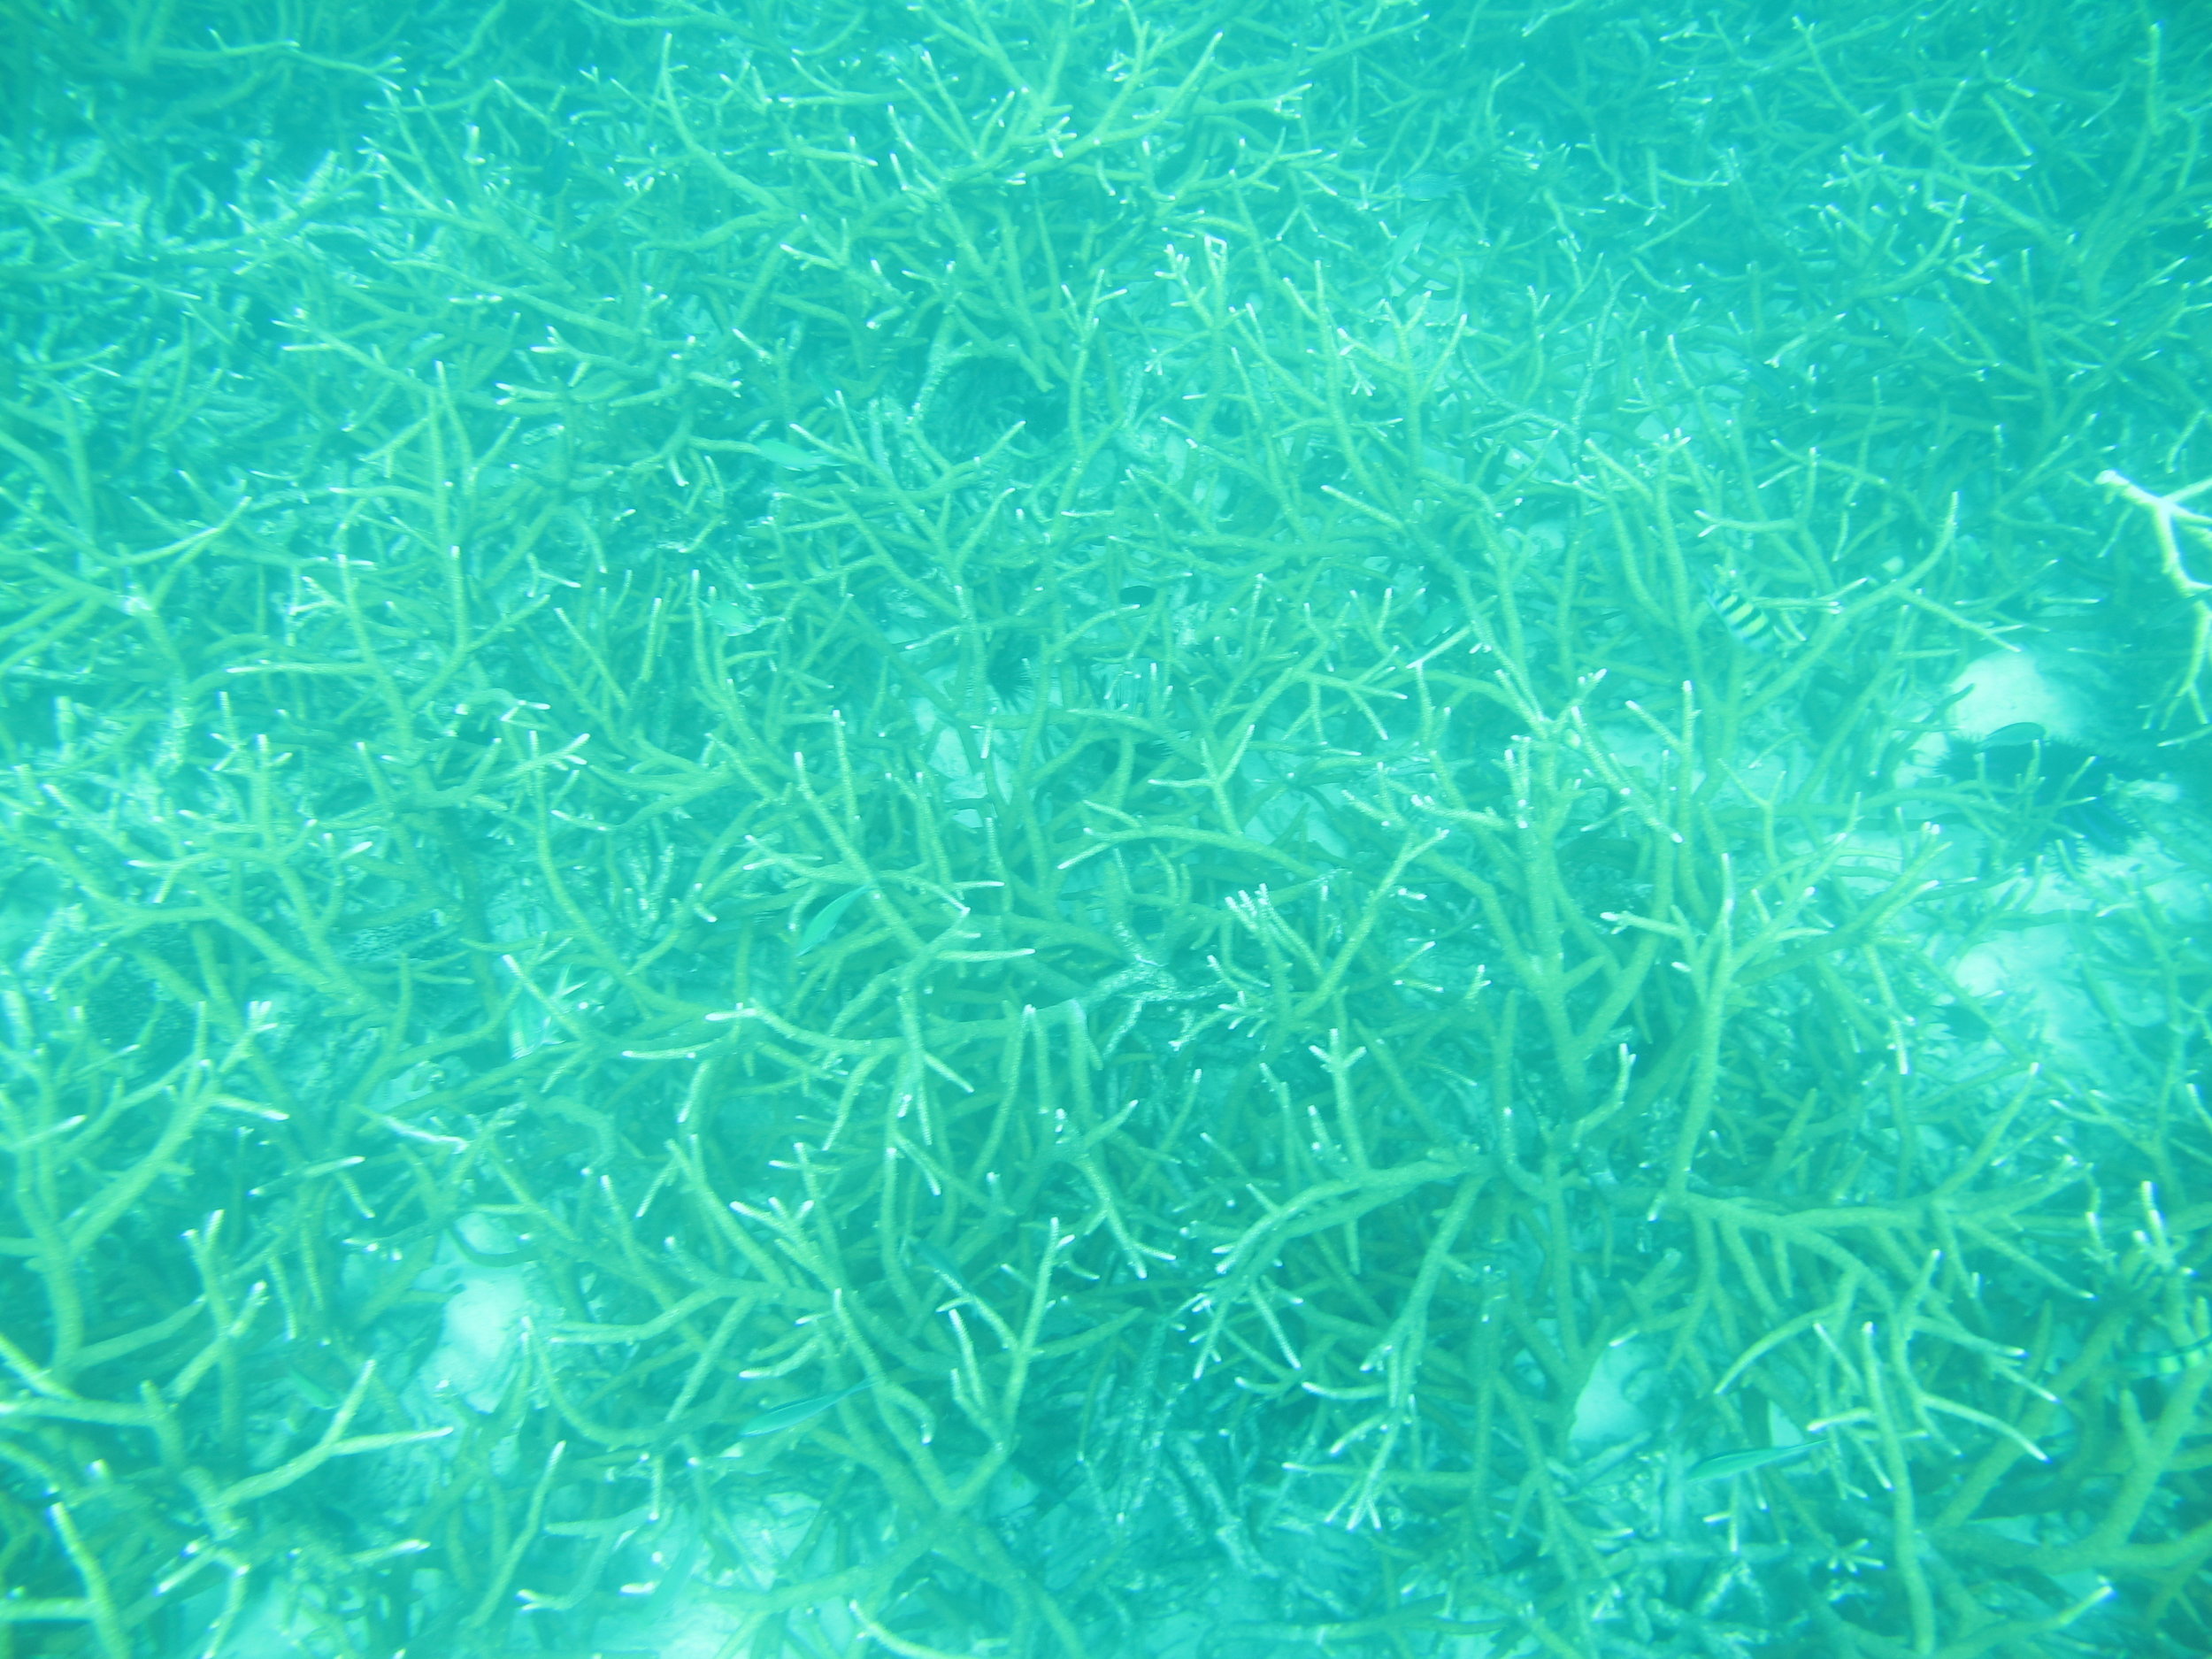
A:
[{"xmin": 4, "ymin": 3, "xmax": 2212, "ymax": 1655}]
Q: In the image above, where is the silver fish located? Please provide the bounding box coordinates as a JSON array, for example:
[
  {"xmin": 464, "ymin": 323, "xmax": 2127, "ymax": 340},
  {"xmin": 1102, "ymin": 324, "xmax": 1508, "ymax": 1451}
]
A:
[
  {"xmin": 912, "ymin": 1239, "xmax": 974, "ymax": 1296},
  {"xmin": 1687, "ymin": 1440, "xmax": 1820, "ymax": 1483},
  {"xmin": 732, "ymin": 1380, "xmax": 874, "ymax": 1440},
  {"xmin": 796, "ymin": 884, "xmax": 873, "ymax": 956}
]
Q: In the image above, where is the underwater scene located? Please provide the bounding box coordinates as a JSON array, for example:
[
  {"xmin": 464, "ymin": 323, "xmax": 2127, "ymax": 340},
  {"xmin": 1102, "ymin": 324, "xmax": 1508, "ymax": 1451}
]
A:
[{"xmin": 6, "ymin": 1, "xmax": 2212, "ymax": 1655}]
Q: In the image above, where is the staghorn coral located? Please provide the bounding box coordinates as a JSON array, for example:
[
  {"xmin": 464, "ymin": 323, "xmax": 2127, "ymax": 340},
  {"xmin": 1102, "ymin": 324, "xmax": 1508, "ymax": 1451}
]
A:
[{"xmin": 4, "ymin": 3, "xmax": 2212, "ymax": 1656}]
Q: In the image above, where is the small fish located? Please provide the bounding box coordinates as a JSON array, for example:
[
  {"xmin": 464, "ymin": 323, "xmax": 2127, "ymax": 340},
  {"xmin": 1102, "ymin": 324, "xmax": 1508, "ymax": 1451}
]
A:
[
  {"xmin": 1707, "ymin": 586, "xmax": 1781, "ymax": 651},
  {"xmin": 912, "ymin": 1239, "xmax": 973, "ymax": 1295},
  {"xmin": 703, "ymin": 598, "xmax": 760, "ymax": 635},
  {"xmin": 535, "ymin": 140, "xmax": 577, "ymax": 196},
  {"xmin": 1949, "ymin": 726, "xmax": 2139, "ymax": 854},
  {"xmin": 741, "ymin": 438, "xmax": 841, "ymax": 470},
  {"xmin": 1739, "ymin": 359, "xmax": 1799, "ymax": 404},
  {"xmin": 1398, "ymin": 171, "xmax": 1464, "ymax": 202},
  {"xmin": 1687, "ymin": 1440, "xmax": 1820, "ymax": 1483},
  {"xmin": 795, "ymin": 884, "xmax": 873, "ymax": 956},
  {"xmin": 288, "ymin": 1366, "xmax": 343, "ymax": 1411},
  {"xmin": 730, "ymin": 1380, "xmax": 874, "ymax": 1440},
  {"xmin": 2124, "ymin": 1333, "xmax": 2212, "ymax": 1378},
  {"xmin": 1568, "ymin": 834, "xmax": 1645, "ymax": 874}
]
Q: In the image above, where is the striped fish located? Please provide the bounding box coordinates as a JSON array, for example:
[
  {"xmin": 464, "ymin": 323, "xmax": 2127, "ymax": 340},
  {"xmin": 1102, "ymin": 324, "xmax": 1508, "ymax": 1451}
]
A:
[
  {"xmin": 1706, "ymin": 585, "xmax": 1794, "ymax": 652},
  {"xmin": 2124, "ymin": 1333, "xmax": 2212, "ymax": 1377}
]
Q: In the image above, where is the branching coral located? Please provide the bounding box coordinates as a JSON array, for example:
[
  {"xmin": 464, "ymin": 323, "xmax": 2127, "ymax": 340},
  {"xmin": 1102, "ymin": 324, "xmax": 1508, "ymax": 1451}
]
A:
[{"xmin": 3, "ymin": 2, "xmax": 2212, "ymax": 1657}]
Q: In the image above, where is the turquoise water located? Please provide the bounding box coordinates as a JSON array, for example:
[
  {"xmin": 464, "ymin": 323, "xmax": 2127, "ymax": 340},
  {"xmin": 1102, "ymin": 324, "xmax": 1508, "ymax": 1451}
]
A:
[{"xmin": 4, "ymin": 2, "xmax": 2212, "ymax": 1654}]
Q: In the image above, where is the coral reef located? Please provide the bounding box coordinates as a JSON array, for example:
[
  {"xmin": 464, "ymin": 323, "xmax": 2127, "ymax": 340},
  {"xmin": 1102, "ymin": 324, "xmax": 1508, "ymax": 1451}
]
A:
[{"xmin": 4, "ymin": 2, "xmax": 2212, "ymax": 1655}]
